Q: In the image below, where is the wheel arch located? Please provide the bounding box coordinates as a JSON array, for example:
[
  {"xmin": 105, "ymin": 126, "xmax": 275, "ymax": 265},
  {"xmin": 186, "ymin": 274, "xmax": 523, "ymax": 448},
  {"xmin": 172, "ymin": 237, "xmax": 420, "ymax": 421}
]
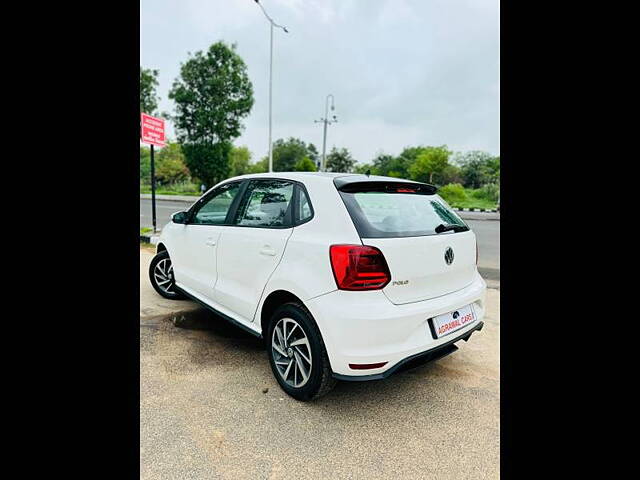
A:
[
  {"xmin": 156, "ymin": 242, "xmax": 167, "ymax": 255},
  {"xmin": 260, "ymin": 289, "xmax": 306, "ymax": 338}
]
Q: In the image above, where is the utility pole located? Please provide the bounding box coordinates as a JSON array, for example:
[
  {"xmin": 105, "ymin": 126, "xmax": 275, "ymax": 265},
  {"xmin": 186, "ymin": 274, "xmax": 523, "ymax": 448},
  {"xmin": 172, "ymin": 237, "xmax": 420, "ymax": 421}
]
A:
[
  {"xmin": 254, "ymin": 0, "xmax": 288, "ymax": 172},
  {"xmin": 314, "ymin": 94, "xmax": 337, "ymax": 171}
]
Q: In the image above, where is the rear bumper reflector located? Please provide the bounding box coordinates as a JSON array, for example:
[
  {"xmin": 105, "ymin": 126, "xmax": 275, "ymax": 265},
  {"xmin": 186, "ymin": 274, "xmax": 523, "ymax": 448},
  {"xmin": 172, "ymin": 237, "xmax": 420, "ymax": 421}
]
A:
[{"xmin": 348, "ymin": 362, "xmax": 388, "ymax": 370}]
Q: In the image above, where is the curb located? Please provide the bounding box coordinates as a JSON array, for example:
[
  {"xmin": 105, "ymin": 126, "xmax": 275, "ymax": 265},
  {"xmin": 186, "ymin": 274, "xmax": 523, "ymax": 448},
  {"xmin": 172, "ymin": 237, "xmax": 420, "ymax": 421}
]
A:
[
  {"xmin": 140, "ymin": 235, "xmax": 160, "ymax": 245},
  {"xmin": 140, "ymin": 193, "xmax": 198, "ymax": 202},
  {"xmin": 455, "ymin": 207, "xmax": 499, "ymax": 213}
]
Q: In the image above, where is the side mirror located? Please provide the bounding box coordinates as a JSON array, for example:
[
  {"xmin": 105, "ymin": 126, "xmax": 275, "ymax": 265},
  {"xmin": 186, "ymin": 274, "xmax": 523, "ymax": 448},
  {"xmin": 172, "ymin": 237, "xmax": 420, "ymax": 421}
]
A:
[{"xmin": 172, "ymin": 211, "xmax": 189, "ymax": 224}]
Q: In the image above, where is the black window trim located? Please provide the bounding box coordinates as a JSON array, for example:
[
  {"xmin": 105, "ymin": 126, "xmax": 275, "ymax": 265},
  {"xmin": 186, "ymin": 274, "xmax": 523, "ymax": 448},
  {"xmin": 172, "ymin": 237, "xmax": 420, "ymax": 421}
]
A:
[
  {"xmin": 184, "ymin": 177, "xmax": 315, "ymax": 229},
  {"xmin": 185, "ymin": 180, "xmax": 248, "ymax": 226},
  {"xmin": 230, "ymin": 177, "xmax": 311, "ymax": 230},
  {"xmin": 293, "ymin": 182, "xmax": 315, "ymax": 226}
]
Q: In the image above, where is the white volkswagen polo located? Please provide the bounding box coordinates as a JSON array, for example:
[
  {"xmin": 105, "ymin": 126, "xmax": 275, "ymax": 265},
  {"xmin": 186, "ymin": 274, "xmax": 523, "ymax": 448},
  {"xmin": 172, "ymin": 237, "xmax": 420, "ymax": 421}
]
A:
[{"xmin": 149, "ymin": 172, "xmax": 486, "ymax": 401}]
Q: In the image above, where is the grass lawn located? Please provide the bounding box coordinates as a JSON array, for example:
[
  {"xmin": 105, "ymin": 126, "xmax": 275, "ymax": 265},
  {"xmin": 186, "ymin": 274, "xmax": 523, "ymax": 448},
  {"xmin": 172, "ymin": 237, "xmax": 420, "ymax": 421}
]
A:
[
  {"xmin": 449, "ymin": 197, "xmax": 497, "ymax": 210},
  {"xmin": 445, "ymin": 187, "xmax": 498, "ymax": 210},
  {"xmin": 140, "ymin": 187, "xmax": 199, "ymax": 196}
]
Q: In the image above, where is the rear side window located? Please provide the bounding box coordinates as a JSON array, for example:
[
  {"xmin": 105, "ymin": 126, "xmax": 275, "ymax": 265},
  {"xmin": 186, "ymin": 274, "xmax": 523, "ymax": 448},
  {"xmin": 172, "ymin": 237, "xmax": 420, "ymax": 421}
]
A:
[
  {"xmin": 296, "ymin": 186, "xmax": 313, "ymax": 224},
  {"xmin": 234, "ymin": 179, "xmax": 294, "ymax": 228},
  {"xmin": 338, "ymin": 185, "xmax": 468, "ymax": 238}
]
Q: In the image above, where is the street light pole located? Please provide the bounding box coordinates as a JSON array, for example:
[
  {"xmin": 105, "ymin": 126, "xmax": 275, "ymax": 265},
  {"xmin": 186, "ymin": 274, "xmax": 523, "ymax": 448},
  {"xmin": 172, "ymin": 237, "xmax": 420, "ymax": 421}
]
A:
[
  {"xmin": 254, "ymin": 0, "xmax": 288, "ymax": 173},
  {"xmin": 315, "ymin": 94, "xmax": 337, "ymax": 172}
]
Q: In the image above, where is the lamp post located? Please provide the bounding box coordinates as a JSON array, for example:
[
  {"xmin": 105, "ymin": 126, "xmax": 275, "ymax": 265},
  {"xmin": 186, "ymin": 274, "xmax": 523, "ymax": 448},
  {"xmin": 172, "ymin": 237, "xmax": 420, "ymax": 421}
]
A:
[
  {"xmin": 314, "ymin": 94, "xmax": 337, "ymax": 172},
  {"xmin": 254, "ymin": 0, "xmax": 288, "ymax": 173}
]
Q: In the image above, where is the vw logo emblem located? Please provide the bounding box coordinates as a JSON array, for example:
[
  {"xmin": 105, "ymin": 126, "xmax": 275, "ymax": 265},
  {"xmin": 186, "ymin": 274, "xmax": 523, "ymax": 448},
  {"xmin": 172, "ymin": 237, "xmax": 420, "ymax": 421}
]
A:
[{"xmin": 444, "ymin": 247, "xmax": 454, "ymax": 265}]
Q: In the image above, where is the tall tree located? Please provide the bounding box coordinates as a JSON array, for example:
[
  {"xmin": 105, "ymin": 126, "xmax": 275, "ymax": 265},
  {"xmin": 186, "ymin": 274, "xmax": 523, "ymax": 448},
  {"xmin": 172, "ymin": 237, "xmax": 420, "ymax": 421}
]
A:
[
  {"xmin": 140, "ymin": 67, "xmax": 160, "ymax": 115},
  {"xmin": 249, "ymin": 157, "xmax": 269, "ymax": 174},
  {"xmin": 307, "ymin": 143, "xmax": 319, "ymax": 168},
  {"xmin": 140, "ymin": 146, "xmax": 151, "ymax": 184},
  {"xmin": 155, "ymin": 142, "xmax": 190, "ymax": 185},
  {"xmin": 326, "ymin": 147, "xmax": 356, "ymax": 173},
  {"xmin": 452, "ymin": 151, "xmax": 496, "ymax": 188},
  {"xmin": 371, "ymin": 152, "xmax": 411, "ymax": 178},
  {"xmin": 169, "ymin": 42, "xmax": 254, "ymax": 187},
  {"xmin": 294, "ymin": 156, "xmax": 317, "ymax": 172},
  {"xmin": 229, "ymin": 145, "xmax": 252, "ymax": 177},
  {"xmin": 408, "ymin": 146, "xmax": 451, "ymax": 184},
  {"xmin": 271, "ymin": 138, "xmax": 312, "ymax": 172}
]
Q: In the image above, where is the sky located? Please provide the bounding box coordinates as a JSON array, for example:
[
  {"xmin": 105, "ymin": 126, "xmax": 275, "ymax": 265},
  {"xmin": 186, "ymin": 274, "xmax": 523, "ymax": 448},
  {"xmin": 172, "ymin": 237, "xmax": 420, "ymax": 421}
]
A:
[{"xmin": 140, "ymin": 0, "xmax": 499, "ymax": 164}]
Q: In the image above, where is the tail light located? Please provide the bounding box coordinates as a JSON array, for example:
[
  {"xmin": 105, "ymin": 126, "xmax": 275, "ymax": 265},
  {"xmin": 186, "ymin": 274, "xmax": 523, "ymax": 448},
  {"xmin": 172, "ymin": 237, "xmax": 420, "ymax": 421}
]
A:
[{"xmin": 330, "ymin": 245, "xmax": 391, "ymax": 290}]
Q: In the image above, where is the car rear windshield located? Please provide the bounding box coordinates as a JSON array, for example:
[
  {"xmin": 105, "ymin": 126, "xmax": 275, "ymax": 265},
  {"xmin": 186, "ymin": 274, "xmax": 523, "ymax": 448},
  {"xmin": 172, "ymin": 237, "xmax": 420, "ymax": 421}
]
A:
[{"xmin": 338, "ymin": 184, "xmax": 468, "ymax": 238}]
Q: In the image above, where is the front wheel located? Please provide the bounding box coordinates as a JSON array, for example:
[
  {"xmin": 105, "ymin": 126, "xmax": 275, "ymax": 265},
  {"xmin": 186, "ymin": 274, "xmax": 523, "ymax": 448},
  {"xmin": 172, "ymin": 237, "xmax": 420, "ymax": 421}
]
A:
[
  {"xmin": 267, "ymin": 303, "xmax": 336, "ymax": 401},
  {"xmin": 149, "ymin": 250, "xmax": 184, "ymax": 300}
]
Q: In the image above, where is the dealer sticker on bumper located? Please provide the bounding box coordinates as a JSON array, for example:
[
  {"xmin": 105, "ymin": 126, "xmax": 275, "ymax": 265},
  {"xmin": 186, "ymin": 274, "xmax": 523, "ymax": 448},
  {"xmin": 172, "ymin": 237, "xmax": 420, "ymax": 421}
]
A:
[{"xmin": 432, "ymin": 304, "xmax": 476, "ymax": 338}]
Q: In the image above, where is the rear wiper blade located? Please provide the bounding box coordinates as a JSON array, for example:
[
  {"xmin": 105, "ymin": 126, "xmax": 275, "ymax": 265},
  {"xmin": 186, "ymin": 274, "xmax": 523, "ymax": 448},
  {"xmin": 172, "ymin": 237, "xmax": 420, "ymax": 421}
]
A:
[{"xmin": 435, "ymin": 223, "xmax": 468, "ymax": 233}]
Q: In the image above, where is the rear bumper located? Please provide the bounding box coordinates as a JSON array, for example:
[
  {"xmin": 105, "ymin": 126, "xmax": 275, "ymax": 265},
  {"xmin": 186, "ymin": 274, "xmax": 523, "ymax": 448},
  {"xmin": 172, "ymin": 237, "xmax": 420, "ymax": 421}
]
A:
[
  {"xmin": 305, "ymin": 271, "xmax": 486, "ymax": 378},
  {"xmin": 333, "ymin": 321, "xmax": 484, "ymax": 381}
]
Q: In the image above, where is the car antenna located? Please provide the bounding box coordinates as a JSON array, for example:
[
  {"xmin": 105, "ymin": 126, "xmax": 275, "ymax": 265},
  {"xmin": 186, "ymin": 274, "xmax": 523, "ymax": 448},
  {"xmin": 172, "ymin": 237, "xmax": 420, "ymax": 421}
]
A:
[{"xmin": 365, "ymin": 169, "xmax": 371, "ymax": 177}]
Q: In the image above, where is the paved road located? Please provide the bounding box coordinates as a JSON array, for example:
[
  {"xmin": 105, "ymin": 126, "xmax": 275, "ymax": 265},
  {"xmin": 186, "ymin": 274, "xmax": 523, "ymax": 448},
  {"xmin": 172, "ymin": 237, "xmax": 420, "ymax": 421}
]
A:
[
  {"xmin": 140, "ymin": 198, "xmax": 195, "ymax": 231},
  {"xmin": 141, "ymin": 198, "xmax": 500, "ymax": 280},
  {"xmin": 140, "ymin": 249, "xmax": 500, "ymax": 479}
]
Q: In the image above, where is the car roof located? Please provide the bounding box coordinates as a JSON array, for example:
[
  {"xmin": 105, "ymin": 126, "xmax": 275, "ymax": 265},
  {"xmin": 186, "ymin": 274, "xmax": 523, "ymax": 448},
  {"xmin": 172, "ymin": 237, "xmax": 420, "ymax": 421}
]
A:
[{"xmin": 223, "ymin": 172, "xmax": 419, "ymax": 184}]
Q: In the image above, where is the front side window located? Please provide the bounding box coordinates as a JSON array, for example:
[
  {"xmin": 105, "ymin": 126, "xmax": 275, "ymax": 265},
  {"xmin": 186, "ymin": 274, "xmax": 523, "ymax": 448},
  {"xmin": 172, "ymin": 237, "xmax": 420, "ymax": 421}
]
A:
[
  {"xmin": 191, "ymin": 182, "xmax": 241, "ymax": 225},
  {"xmin": 235, "ymin": 180, "xmax": 294, "ymax": 228}
]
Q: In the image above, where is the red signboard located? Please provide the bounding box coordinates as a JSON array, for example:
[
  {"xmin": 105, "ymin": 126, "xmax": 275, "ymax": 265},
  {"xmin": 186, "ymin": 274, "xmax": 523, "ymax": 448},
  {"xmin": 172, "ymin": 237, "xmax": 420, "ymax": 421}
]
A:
[{"xmin": 140, "ymin": 113, "xmax": 166, "ymax": 147}]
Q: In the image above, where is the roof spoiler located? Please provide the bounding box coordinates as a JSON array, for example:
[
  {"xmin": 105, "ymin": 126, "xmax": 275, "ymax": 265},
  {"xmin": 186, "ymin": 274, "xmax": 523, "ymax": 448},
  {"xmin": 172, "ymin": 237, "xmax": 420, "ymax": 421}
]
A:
[{"xmin": 333, "ymin": 176, "xmax": 437, "ymax": 194}]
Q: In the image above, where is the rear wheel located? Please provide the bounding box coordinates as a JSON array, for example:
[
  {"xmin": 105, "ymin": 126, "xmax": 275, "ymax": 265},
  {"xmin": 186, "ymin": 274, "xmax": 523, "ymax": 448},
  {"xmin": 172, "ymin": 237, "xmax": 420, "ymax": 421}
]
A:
[
  {"xmin": 267, "ymin": 302, "xmax": 336, "ymax": 401},
  {"xmin": 149, "ymin": 250, "xmax": 184, "ymax": 300}
]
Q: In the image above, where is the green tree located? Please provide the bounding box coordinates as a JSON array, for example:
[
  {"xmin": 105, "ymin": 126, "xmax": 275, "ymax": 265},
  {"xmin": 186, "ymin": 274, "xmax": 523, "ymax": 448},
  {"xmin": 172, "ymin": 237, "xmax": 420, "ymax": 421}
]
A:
[
  {"xmin": 354, "ymin": 163, "xmax": 373, "ymax": 174},
  {"xmin": 453, "ymin": 151, "xmax": 497, "ymax": 188},
  {"xmin": 155, "ymin": 142, "xmax": 190, "ymax": 185},
  {"xmin": 307, "ymin": 143, "xmax": 319, "ymax": 168},
  {"xmin": 395, "ymin": 146, "xmax": 428, "ymax": 178},
  {"xmin": 370, "ymin": 153, "xmax": 408, "ymax": 178},
  {"xmin": 408, "ymin": 146, "xmax": 451, "ymax": 184},
  {"xmin": 440, "ymin": 163, "xmax": 464, "ymax": 185},
  {"xmin": 169, "ymin": 42, "xmax": 254, "ymax": 187},
  {"xmin": 248, "ymin": 157, "xmax": 268, "ymax": 174},
  {"xmin": 140, "ymin": 67, "xmax": 160, "ymax": 115},
  {"xmin": 140, "ymin": 146, "xmax": 151, "ymax": 184},
  {"xmin": 326, "ymin": 147, "xmax": 356, "ymax": 173},
  {"xmin": 271, "ymin": 138, "xmax": 311, "ymax": 171},
  {"xmin": 485, "ymin": 156, "xmax": 500, "ymax": 184},
  {"xmin": 294, "ymin": 156, "xmax": 317, "ymax": 172},
  {"xmin": 229, "ymin": 145, "xmax": 252, "ymax": 177}
]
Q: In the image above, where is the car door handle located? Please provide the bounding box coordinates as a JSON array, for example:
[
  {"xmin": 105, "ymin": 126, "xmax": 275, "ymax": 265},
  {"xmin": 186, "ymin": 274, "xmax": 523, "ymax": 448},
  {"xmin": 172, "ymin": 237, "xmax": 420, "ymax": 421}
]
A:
[
  {"xmin": 259, "ymin": 246, "xmax": 277, "ymax": 256},
  {"xmin": 205, "ymin": 238, "xmax": 217, "ymax": 246}
]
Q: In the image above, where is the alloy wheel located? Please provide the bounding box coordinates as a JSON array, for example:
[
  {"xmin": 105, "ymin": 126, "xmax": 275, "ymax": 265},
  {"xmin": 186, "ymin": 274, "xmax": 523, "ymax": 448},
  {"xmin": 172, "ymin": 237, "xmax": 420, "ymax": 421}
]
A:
[
  {"xmin": 153, "ymin": 258, "xmax": 175, "ymax": 294},
  {"xmin": 272, "ymin": 317, "xmax": 313, "ymax": 388}
]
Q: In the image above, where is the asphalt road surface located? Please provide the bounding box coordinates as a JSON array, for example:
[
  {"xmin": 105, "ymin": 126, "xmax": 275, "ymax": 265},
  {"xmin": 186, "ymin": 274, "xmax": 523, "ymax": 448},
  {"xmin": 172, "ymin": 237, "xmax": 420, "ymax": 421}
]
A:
[
  {"xmin": 140, "ymin": 248, "xmax": 500, "ymax": 479},
  {"xmin": 140, "ymin": 198, "xmax": 500, "ymax": 281}
]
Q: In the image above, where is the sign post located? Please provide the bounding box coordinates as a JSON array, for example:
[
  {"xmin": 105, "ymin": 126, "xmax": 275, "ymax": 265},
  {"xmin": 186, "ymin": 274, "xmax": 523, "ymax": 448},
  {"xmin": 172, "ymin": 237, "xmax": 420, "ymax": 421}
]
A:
[
  {"xmin": 150, "ymin": 144, "xmax": 156, "ymax": 233},
  {"xmin": 140, "ymin": 113, "xmax": 166, "ymax": 233}
]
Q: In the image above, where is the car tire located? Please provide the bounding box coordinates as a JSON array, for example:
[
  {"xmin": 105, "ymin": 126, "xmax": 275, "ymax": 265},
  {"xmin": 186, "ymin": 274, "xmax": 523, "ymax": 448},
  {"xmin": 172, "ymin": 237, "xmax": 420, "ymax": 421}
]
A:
[
  {"xmin": 149, "ymin": 250, "xmax": 185, "ymax": 300},
  {"xmin": 267, "ymin": 302, "xmax": 336, "ymax": 401}
]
